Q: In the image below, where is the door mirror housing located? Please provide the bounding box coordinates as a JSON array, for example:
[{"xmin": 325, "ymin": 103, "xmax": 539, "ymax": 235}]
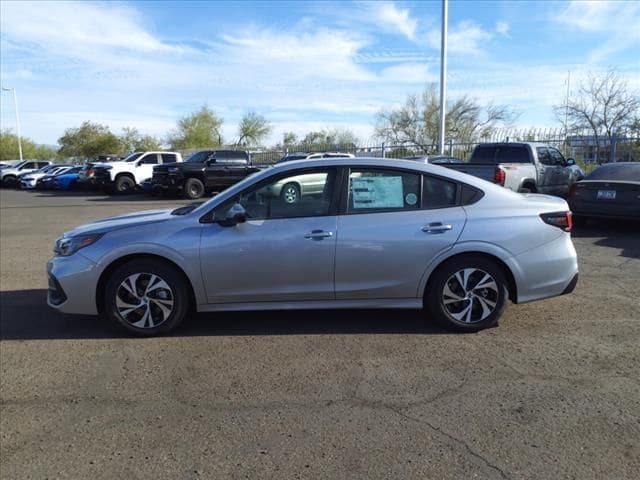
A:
[
  {"xmin": 218, "ymin": 203, "xmax": 247, "ymax": 227},
  {"xmin": 566, "ymin": 158, "xmax": 575, "ymax": 166}
]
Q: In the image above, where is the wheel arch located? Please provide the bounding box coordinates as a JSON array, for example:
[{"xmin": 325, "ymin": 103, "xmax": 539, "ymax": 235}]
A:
[
  {"xmin": 422, "ymin": 251, "xmax": 518, "ymax": 304},
  {"xmin": 520, "ymin": 178, "xmax": 537, "ymax": 192},
  {"xmin": 95, "ymin": 253, "xmax": 197, "ymax": 314}
]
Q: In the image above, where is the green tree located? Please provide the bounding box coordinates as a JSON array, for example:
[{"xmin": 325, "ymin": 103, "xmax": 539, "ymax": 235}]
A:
[
  {"xmin": 282, "ymin": 131, "xmax": 298, "ymax": 148},
  {"xmin": 236, "ymin": 111, "xmax": 272, "ymax": 147},
  {"xmin": 168, "ymin": 104, "xmax": 223, "ymax": 150},
  {"xmin": 0, "ymin": 129, "xmax": 58, "ymax": 160},
  {"xmin": 118, "ymin": 127, "xmax": 162, "ymax": 154},
  {"xmin": 375, "ymin": 84, "xmax": 517, "ymax": 148},
  {"xmin": 299, "ymin": 128, "xmax": 359, "ymax": 150},
  {"xmin": 57, "ymin": 121, "xmax": 120, "ymax": 159}
]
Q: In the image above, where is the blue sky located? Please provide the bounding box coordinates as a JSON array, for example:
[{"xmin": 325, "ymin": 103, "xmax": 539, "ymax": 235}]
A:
[{"xmin": 1, "ymin": 0, "xmax": 638, "ymax": 146}]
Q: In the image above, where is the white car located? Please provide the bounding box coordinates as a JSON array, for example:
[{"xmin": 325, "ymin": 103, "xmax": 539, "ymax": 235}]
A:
[
  {"xmin": 92, "ymin": 151, "xmax": 183, "ymax": 193},
  {"xmin": 1, "ymin": 161, "xmax": 52, "ymax": 187},
  {"xmin": 20, "ymin": 165, "xmax": 73, "ymax": 189}
]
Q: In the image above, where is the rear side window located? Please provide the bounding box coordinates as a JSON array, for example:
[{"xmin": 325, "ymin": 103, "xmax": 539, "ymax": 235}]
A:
[
  {"xmin": 348, "ymin": 169, "xmax": 421, "ymax": 213},
  {"xmin": 423, "ymin": 176, "xmax": 457, "ymax": 209},
  {"xmin": 161, "ymin": 154, "xmax": 177, "ymax": 163}
]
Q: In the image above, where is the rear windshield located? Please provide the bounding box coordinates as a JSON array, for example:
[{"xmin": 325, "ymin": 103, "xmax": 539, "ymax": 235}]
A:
[
  {"xmin": 586, "ymin": 163, "xmax": 640, "ymax": 181},
  {"xmin": 470, "ymin": 145, "xmax": 531, "ymax": 164}
]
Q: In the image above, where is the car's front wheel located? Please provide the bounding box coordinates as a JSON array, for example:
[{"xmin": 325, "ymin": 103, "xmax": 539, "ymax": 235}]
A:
[
  {"xmin": 114, "ymin": 175, "xmax": 135, "ymax": 194},
  {"xmin": 425, "ymin": 256, "xmax": 508, "ymax": 332},
  {"xmin": 184, "ymin": 178, "xmax": 205, "ymax": 199},
  {"xmin": 104, "ymin": 259, "xmax": 190, "ymax": 336}
]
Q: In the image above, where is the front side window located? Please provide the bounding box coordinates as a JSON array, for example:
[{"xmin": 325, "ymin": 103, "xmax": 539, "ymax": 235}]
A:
[
  {"xmin": 537, "ymin": 147, "xmax": 553, "ymax": 165},
  {"xmin": 348, "ymin": 169, "xmax": 421, "ymax": 213},
  {"xmin": 22, "ymin": 162, "xmax": 36, "ymax": 169},
  {"xmin": 220, "ymin": 169, "xmax": 336, "ymax": 221},
  {"xmin": 549, "ymin": 148, "xmax": 565, "ymax": 165},
  {"xmin": 140, "ymin": 154, "xmax": 159, "ymax": 165}
]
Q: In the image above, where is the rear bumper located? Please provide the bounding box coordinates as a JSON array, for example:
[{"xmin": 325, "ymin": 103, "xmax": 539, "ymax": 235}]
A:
[
  {"xmin": 506, "ymin": 233, "xmax": 579, "ymax": 304},
  {"xmin": 569, "ymin": 200, "xmax": 640, "ymax": 220}
]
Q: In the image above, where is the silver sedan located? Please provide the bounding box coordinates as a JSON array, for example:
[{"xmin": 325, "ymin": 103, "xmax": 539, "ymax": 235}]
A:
[{"xmin": 47, "ymin": 158, "xmax": 578, "ymax": 336}]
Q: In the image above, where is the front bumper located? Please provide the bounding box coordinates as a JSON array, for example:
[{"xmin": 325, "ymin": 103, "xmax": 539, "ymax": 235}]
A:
[{"xmin": 47, "ymin": 253, "xmax": 100, "ymax": 315}]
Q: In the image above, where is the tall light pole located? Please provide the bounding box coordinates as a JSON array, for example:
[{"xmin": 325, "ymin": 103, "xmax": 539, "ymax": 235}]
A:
[
  {"xmin": 437, "ymin": 0, "xmax": 448, "ymax": 154},
  {"xmin": 2, "ymin": 87, "xmax": 23, "ymax": 161}
]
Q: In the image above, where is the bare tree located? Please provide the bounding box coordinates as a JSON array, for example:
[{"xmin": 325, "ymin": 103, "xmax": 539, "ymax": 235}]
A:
[
  {"xmin": 375, "ymin": 84, "xmax": 517, "ymax": 149},
  {"xmin": 554, "ymin": 70, "xmax": 640, "ymax": 162}
]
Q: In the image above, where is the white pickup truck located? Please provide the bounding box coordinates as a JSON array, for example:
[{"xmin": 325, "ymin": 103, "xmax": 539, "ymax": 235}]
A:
[
  {"xmin": 444, "ymin": 142, "xmax": 577, "ymax": 197},
  {"xmin": 92, "ymin": 151, "xmax": 183, "ymax": 193}
]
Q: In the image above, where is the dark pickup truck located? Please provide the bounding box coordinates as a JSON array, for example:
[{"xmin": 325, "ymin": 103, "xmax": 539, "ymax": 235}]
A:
[{"xmin": 152, "ymin": 150, "xmax": 259, "ymax": 199}]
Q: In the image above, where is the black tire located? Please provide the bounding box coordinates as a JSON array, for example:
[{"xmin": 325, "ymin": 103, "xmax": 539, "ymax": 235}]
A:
[
  {"xmin": 2, "ymin": 176, "xmax": 17, "ymax": 188},
  {"xmin": 280, "ymin": 182, "xmax": 300, "ymax": 204},
  {"xmin": 104, "ymin": 259, "xmax": 190, "ymax": 336},
  {"xmin": 114, "ymin": 175, "xmax": 135, "ymax": 194},
  {"xmin": 184, "ymin": 177, "xmax": 205, "ymax": 199},
  {"xmin": 425, "ymin": 255, "xmax": 509, "ymax": 332},
  {"xmin": 518, "ymin": 186, "xmax": 534, "ymax": 194}
]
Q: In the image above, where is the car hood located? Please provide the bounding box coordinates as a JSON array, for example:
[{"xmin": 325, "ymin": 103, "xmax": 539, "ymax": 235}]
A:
[{"xmin": 65, "ymin": 209, "xmax": 176, "ymax": 237}]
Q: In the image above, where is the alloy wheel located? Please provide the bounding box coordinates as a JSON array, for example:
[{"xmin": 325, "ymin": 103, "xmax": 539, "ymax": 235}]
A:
[
  {"xmin": 282, "ymin": 185, "xmax": 298, "ymax": 203},
  {"xmin": 115, "ymin": 273, "xmax": 174, "ymax": 328},
  {"xmin": 442, "ymin": 268, "xmax": 499, "ymax": 324}
]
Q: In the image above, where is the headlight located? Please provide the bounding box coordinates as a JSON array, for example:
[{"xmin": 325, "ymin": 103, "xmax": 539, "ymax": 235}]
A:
[{"xmin": 54, "ymin": 234, "xmax": 103, "ymax": 257}]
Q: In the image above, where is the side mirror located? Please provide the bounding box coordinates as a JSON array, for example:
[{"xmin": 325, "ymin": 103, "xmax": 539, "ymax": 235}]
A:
[
  {"xmin": 218, "ymin": 203, "xmax": 247, "ymax": 227},
  {"xmin": 566, "ymin": 158, "xmax": 575, "ymax": 166}
]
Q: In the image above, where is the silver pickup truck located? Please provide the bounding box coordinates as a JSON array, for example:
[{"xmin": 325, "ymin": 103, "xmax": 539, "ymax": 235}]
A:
[{"xmin": 444, "ymin": 142, "xmax": 577, "ymax": 197}]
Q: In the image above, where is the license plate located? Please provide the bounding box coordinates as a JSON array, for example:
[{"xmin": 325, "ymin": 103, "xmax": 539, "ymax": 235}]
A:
[{"xmin": 597, "ymin": 190, "xmax": 616, "ymax": 200}]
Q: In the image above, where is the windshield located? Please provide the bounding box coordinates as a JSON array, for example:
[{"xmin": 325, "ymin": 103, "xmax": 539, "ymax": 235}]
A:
[
  {"xmin": 191, "ymin": 168, "xmax": 266, "ymax": 214},
  {"xmin": 124, "ymin": 152, "xmax": 143, "ymax": 162},
  {"xmin": 186, "ymin": 151, "xmax": 214, "ymax": 163}
]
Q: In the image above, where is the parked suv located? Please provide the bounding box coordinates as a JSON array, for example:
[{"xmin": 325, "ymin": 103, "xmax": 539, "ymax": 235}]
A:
[
  {"xmin": 152, "ymin": 150, "xmax": 258, "ymax": 199},
  {"xmin": 0, "ymin": 161, "xmax": 52, "ymax": 187},
  {"xmin": 93, "ymin": 151, "xmax": 183, "ymax": 194}
]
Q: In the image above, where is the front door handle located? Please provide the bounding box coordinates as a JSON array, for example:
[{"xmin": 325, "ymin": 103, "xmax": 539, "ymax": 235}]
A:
[
  {"xmin": 422, "ymin": 222, "xmax": 453, "ymax": 234},
  {"xmin": 304, "ymin": 229, "xmax": 333, "ymax": 240}
]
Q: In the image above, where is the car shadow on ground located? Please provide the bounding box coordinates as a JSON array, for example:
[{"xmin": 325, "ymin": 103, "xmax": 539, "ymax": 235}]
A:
[
  {"xmin": 572, "ymin": 219, "xmax": 640, "ymax": 260},
  {"xmin": 0, "ymin": 290, "xmax": 450, "ymax": 341}
]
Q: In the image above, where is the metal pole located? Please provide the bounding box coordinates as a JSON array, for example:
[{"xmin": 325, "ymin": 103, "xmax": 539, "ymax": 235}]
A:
[
  {"xmin": 2, "ymin": 87, "xmax": 23, "ymax": 161},
  {"xmin": 438, "ymin": 0, "xmax": 448, "ymax": 155},
  {"xmin": 564, "ymin": 71, "xmax": 570, "ymax": 144}
]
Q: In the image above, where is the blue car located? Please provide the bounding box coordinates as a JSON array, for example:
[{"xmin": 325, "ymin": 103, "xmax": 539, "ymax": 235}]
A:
[{"xmin": 52, "ymin": 167, "xmax": 83, "ymax": 190}]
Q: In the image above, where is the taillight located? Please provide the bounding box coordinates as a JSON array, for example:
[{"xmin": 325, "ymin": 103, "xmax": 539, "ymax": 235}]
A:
[
  {"xmin": 540, "ymin": 211, "xmax": 572, "ymax": 232},
  {"xmin": 569, "ymin": 184, "xmax": 577, "ymax": 197},
  {"xmin": 87, "ymin": 169, "xmax": 93, "ymax": 177},
  {"xmin": 494, "ymin": 167, "xmax": 506, "ymax": 186}
]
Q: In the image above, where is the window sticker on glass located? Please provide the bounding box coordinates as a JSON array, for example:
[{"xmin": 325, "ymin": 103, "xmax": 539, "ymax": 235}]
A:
[{"xmin": 352, "ymin": 176, "xmax": 404, "ymax": 209}]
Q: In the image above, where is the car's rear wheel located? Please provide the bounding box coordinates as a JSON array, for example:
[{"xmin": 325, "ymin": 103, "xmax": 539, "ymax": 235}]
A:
[
  {"xmin": 425, "ymin": 256, "xmax": 508, "ymax": 332},
  {"xmin": 280, "ymin": 182, "xmax": 300, "ymax": 204},
  {"xmin": 114, "ymin": 175, "xmax": 135, "ymax": 194},
  {"xmin": 104, "ymin": 259, "xmax": 189, "ymax": 336},
  {"xmin": 184, "ymin": 178, "xmax": 205, "ymax": 199}
]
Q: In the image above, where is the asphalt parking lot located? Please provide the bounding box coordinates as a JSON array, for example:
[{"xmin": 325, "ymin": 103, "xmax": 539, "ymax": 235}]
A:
[{"xmin": 1, "ymin": 188, "xmax": 639, "ymax": 479}]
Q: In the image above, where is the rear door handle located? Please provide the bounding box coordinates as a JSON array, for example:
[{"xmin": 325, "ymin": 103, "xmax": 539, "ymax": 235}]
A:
[
  {"xmin": 422, "ymin": 222, "xmax": 453, "ymax": 234},
  {"xmin": 304, "ymin": 229, "xmax": 334, "ymax": 240}
]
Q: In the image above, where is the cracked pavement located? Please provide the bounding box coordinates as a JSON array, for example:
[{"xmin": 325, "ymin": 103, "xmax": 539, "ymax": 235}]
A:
[{"xmin": 1, "ymin": 189, "xmax": 639, "ymax": 479}]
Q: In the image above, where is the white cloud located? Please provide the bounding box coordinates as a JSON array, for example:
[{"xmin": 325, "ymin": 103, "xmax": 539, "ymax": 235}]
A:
[
  {"xmin": 426, "ymin": 20, "xmax": 493, "ymax": 56},
  {"xmin": 370, "ymin": 2, "xmax": 418, "ymax": 41},
  {"xmin": 554, "ymin": 0, "xmax": 640, "ymax": 62},
  {"xmin": 495, "ymin": 21, "xmax": 510, "ymax": 36}
]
